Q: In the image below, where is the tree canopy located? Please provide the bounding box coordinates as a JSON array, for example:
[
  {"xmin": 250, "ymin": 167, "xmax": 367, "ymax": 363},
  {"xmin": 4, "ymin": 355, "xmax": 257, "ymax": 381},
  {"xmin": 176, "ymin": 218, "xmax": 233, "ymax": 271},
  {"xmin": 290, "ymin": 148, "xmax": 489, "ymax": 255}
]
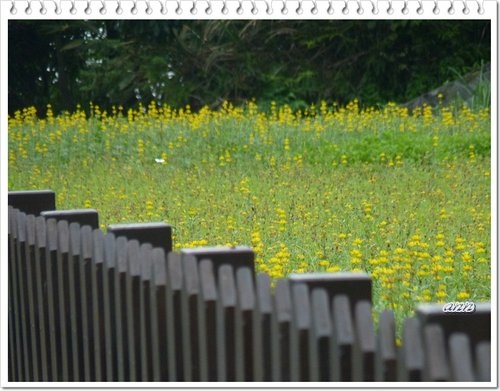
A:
[{"xmin": 8, "ymin": 20, "xmax": 491, "ymax": 114}]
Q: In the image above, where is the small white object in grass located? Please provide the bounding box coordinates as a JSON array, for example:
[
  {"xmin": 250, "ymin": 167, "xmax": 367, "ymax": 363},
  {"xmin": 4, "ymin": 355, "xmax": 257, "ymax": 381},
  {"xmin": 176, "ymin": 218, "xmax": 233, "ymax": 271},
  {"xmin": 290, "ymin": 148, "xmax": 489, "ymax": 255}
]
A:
[{"xmin": 155, "ymin": 158, "xmax": 165, "ymax": 163}]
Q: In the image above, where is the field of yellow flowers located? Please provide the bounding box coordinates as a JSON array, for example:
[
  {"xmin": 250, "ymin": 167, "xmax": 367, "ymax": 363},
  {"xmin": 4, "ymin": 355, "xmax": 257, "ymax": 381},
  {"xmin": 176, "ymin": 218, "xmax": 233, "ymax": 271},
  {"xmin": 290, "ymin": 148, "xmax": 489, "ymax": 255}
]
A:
[{"xmin": 8, "ymin": 99, "xmax": 491, "ymax": 324}]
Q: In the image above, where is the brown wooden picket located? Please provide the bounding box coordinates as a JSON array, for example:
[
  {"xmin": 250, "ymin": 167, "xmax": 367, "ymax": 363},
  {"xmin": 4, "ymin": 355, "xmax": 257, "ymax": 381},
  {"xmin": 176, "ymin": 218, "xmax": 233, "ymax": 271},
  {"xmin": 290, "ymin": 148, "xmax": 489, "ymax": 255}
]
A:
[
  {"xmin": 253, "ymin": 273, "xmax": 272, "ymax": 381},
  {"xmin": 332, "ymin": 294, "xmax": 355, "ymax": 381},
  {"xmin": 310, "ymin": 288, "xmax": 333, "ymax": 381},
  {"xmin": 7, "ymin": 190, "xmax": 492, "ymax": 383},
  {"xmin": 198, "ymin": 259, "xmax": 218, "ymax": 381},
  {"xmin": 271, "ymin": 278, "xmax": 292, "ymax": 381}
]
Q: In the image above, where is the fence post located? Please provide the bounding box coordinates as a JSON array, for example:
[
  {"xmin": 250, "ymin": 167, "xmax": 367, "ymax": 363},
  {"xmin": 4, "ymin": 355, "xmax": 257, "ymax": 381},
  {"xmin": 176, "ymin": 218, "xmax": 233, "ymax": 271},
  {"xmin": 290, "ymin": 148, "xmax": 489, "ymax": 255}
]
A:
[
  {"xmin": 107, "ymin": 222, "xmax": 173, "ymax": 254},
  {"xmin": 8, "ymin": 190, "xmax": 56, "ymax": 216}
]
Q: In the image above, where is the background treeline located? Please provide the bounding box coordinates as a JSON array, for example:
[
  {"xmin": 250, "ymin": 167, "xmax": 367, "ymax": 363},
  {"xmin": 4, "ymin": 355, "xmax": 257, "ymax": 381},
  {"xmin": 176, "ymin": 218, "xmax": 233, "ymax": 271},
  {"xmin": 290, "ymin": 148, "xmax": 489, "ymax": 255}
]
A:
[{"xmin": 9, "ymin": 20, "xmax": 490, "ymax": 115}]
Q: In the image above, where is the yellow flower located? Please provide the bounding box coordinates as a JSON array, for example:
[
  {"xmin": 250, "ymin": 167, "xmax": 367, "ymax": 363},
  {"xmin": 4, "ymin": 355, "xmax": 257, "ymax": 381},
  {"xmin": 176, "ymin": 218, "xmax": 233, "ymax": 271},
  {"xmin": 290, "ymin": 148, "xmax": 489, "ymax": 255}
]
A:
[
  {"xmin": 353, "ymin": 238, "xmax": 363, "ymax": 246},
  {"xmin": 457, "ymin": 291, "xmax": 470, "ymax": 301}
]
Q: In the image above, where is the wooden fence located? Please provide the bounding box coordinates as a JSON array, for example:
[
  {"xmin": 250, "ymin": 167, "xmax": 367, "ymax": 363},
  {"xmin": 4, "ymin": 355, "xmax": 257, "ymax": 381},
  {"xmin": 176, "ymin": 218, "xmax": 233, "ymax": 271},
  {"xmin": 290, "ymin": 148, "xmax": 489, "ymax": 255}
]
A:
[{"xmin": 8, "ymin": 190, "xmax": 491, "ymax": 382}]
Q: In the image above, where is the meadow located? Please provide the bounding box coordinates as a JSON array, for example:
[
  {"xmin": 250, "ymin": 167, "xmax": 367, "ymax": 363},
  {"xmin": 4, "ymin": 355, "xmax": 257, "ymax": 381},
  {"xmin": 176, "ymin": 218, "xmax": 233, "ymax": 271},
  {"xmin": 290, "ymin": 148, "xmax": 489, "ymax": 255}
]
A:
[{"xmin": 8, "ymin": 99, "xmax": 491, "ymax": 327}]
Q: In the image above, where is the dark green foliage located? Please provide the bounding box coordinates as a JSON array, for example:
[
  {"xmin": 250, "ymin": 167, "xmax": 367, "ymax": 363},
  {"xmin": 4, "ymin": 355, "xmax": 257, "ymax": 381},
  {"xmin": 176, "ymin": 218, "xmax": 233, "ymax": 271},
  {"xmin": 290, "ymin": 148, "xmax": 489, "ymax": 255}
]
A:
[{"xmin": 8, "ymin": 20, "xmax": 490, "ymax": 115}]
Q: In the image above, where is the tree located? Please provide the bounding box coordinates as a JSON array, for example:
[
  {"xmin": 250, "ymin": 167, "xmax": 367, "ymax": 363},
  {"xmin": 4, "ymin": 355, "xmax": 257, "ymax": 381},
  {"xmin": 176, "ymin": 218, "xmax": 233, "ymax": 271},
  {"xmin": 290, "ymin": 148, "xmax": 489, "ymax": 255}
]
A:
[{"xmin": 8, "ymin": 20, "xmax": 491, "ymax": 115}]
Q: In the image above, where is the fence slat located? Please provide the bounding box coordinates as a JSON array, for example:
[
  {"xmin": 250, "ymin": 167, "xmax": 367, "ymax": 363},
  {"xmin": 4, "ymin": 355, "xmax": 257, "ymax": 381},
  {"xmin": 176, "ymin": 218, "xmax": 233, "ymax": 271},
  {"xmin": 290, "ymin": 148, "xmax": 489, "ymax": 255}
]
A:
[
  {"xmin": 166, "ymin": 252, "xmax": 183, "ymax": 381},
  {"xmin": 423, "ymin": 324, "xmax": 450, "ymax": 381},
  {"xmin": 91, "ymin": 229, "xmax": 105, "ymax": 381},
  {"xmin": 198, "ymin": 259, "xmax": 218, "ymax": 382},
  {"xmin": 16, "ymin": 212, "xmax": 32, "ymax": 381},
  {"xmin": 353, "ymin": 300, "xmax": 375, "ymax": 381},
  {"xmin": 34, "ymin": 216, "xmax": 49, "ymax": 381},
  {"xmin": 114, "ymin": 236, "xmax": 129, "ymax": 381},
  {"xmin": 332, "ymin": 294, "xmax": 355, "ymax": 381},
  {"xmin": 475, "ymin": 341, "xmax": 491, "ymax": 381},
  {"xmin": 8, "ymin": 208, "xmax": 21, "ymax": 381},
  {"xmin": 45, "ymin": 218, "xmax": 60, "ymax": 380},
  {"xmin": 217, "ymin": 264, "xmax": 237, "ymax": 381},
  {"xmin": 253, "ymin": 273, "xmax": 272, "ymax": 382},
  {"xmin": 139, "ymin": 244, "xmax": 154, "ymax": 382},
  {"xmin": 449, "ymin": 333, "xmax": 475, "ymax": 381},
  {"xmin": 79, "ymin": 226, "xmax": 94, "ymax": 381},
  {"xmin": 235, "ymin": 267, "xmax": 256, "ymax": 382},
  {"xmin": 102, "ymin": 233, "xmax": 117, "ymax": 381},
  {"xmin": 310, "ymin": 288, "xmax": 332, "ymax": 381},
  {"xmin": 400, "ymin": 317, "xmax": 424, "ymax": 381},
  {"xmin": 25, "ymin": 215, "xmax": 40, "ymax": 381},
  {"xmin": 68, "ymin": 222, "xmax": 82, "ymax": 381},
  {"xmin": 290, "ymin": 283, "xmax": 311, "ymax": 382},
  {"xmin": 271, "ymin": 279, "xmax": 291, "ymax": 381},
  {"xmin": 376, "ymin": 310, "xmax": 397, "ymax": 381},
  {"xmin": 56, "ymin": 220, "xmax": 72, "ymax": 381},
  {"xmin": 180, "ymin": 253, "xmax": 200, "ymax": 381},
  {"xmin": 151, "ymin": 248, "xmax": 167, "ymax": 381},
  {"xmin": 126, "ymin": 240, "xmax": 142, "ymax": 381}
]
